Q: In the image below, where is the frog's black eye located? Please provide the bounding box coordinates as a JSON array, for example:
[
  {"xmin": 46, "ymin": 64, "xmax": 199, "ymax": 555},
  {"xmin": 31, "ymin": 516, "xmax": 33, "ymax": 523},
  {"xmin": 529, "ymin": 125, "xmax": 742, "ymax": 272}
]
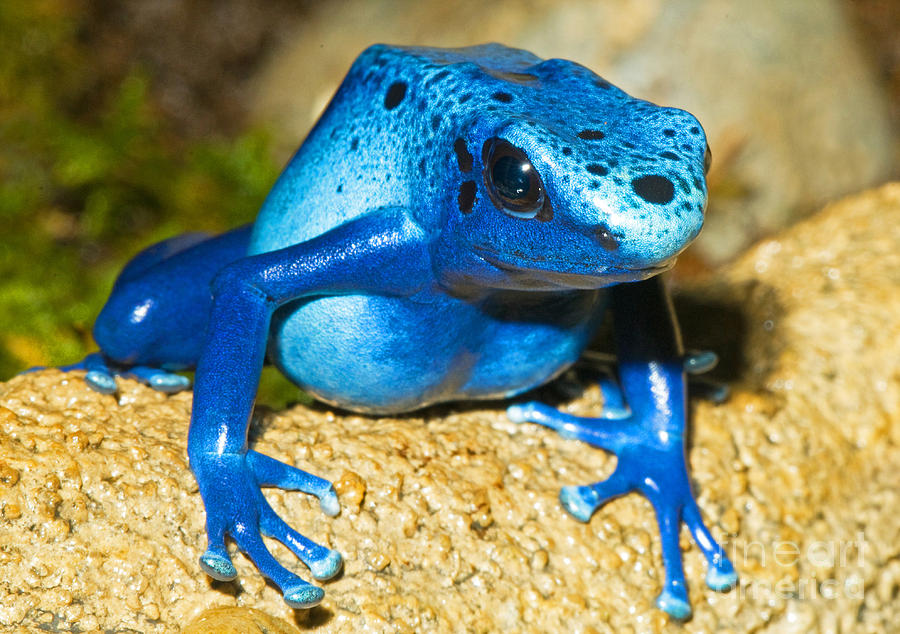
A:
[
  {"xmin": 703, "ymin": 144, "xmax": 712, "ymax": 175},
  {"xmin": 482, "ymin": 138, "xmax": 546, "ymax": 219}
]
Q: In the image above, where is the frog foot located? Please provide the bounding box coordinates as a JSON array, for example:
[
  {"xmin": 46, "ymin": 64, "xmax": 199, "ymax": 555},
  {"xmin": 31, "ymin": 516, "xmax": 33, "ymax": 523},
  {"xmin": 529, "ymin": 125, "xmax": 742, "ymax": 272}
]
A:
[
  {"xmin": 682, "ymin": 350, "xmax": 729, "ymax": 403},
  {"xmin": 507, "ymin": 402, "xmax": 737, "ymax": 620},
  {"xmin": 191, "ymin": 449, "xmax": 342, "ymax": 609},
  {"xmin": 48, "ymin": 352, "xmax": 191, "ymax": 394}
]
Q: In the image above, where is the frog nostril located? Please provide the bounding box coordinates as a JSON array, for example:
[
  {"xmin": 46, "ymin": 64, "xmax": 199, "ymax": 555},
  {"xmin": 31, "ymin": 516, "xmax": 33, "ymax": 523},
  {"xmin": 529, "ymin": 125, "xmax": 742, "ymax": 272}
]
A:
[
  {"xmin": 632, "ymin": 175, "xmax": 674, "ymax": 205},
  {"xmin": 596, "ymin": 225, "xmax": 619, "ymax": 251}
]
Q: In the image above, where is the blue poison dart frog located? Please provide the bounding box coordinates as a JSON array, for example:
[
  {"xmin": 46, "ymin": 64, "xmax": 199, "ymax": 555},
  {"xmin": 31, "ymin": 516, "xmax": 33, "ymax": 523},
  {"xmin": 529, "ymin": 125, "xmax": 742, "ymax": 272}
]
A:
[{"xmin": 45, "ymin": 44, "xmax": 737, "ymax": 619}]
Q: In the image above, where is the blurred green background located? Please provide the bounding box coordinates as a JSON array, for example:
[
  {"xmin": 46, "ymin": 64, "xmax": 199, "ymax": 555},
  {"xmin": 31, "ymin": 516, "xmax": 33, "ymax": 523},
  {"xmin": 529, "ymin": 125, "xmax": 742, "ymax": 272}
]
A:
[
  {"xmin": 0, "ymin": 2, "xmax": 293, "ymax": 401},
  {"xmin": 0, "ymin": 2, "xmax": 280, "ymax": 365}
]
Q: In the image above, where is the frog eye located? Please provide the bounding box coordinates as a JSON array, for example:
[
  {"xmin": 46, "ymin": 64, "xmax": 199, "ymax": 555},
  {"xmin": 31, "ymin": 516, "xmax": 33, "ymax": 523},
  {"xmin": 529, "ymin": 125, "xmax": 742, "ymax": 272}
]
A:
[
  {"xmin": 703, "ymin": 144, "xmax": 712, "ymax": 175},
  {"xmin": 483, "ymin": 138, "xmax": 546, "ymax": 219}
]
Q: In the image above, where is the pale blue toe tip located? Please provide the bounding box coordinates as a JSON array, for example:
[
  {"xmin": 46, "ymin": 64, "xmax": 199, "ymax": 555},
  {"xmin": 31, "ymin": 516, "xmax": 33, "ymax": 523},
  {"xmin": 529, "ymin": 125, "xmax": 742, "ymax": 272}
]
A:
[
  {"xmin": 559, "ymin": 486, "xmax": 595, "ymax": 523},
  {"xmin": 319, "ymin": 488, "xmax": 341, "ymax": 517},
  {"xmin": 199, "ymin": 551, "xmax": 237, "ymax": 582},
  {"xmin": 85, "ymin": 370, "xmax": 116, "ymax": 394},
  {"xmin": 309, "ymin": 550, "xmax": 343, "ymax": 581},
  {"xmin": 706, "ymin": 567, "xmax": 738, "ymax": 592},
  {"xmin": 656, "ymin": 590, "xmax": 692, "ymax": 620},
  {"xmin": 149, "ymin": 373, "xmax": 191, "ymax": 393},
  {"xmin": 506, "ymin": 404, "xmax": 528, "ymax": 423},
  {"xmin": 284, "ymin": 584, "xmax": 324, "ymax": 609}
]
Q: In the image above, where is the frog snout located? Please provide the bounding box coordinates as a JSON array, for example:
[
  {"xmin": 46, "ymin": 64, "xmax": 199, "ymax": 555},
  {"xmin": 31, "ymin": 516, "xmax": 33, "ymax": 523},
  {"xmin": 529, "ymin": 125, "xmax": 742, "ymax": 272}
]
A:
[{"xmin": 583, "ymin": 188, "xmax": 704, "ymax": 271}]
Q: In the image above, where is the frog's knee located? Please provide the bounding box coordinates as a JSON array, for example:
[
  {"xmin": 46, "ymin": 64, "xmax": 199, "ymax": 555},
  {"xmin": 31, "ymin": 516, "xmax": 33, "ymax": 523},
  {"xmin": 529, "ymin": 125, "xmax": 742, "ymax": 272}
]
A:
[
  {"xmin": 94, "ymin": 284, "xmax": 204, "ymax": 367},
  {"xmin": 93, "ymin": 291, "xmax": 162, "ymax": 364}
]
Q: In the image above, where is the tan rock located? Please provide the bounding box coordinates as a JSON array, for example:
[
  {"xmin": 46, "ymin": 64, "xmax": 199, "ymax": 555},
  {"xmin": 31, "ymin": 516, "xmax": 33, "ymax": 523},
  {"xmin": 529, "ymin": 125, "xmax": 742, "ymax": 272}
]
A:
[
  {"xmin": 183, "ymin": 606, "xmax": 301, "ymax": 634},
  {"xmin": 1, "ymin": 183, "xmax": 899, "ymax": 631}
]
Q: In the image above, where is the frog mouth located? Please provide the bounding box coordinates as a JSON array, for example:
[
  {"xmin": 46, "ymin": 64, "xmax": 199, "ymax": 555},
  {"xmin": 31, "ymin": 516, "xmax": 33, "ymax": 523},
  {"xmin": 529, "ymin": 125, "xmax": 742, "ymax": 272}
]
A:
[{"xmin": 473, "ymin": 246, "xmax": 673, "ymax": 288}]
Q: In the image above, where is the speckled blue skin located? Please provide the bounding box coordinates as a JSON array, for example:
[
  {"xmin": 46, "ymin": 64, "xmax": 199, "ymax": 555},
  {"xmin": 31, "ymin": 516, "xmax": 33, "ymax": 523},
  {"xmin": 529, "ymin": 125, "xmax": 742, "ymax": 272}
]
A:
[{"xmin": 52, "ymin": 45, "xmax": 737, "ymax": 618}]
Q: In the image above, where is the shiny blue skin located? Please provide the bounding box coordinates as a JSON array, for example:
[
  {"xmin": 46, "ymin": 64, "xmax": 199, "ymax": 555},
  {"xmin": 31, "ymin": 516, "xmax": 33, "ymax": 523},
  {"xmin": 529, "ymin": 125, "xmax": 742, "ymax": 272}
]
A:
[{"xmin": 52, "ymin": 45, "xmax": 736, "ymax": 618}]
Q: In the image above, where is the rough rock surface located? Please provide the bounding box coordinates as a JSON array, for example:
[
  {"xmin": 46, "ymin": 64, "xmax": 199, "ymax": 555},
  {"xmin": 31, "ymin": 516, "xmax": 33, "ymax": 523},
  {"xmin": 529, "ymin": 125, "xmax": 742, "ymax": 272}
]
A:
[
  {"xmin": 251, "ymin": 0, "xmax": 896, "ymax": 265},
  {"xmin": 1, "ymin": 184, "xmax": 899, "ymax": 631}
]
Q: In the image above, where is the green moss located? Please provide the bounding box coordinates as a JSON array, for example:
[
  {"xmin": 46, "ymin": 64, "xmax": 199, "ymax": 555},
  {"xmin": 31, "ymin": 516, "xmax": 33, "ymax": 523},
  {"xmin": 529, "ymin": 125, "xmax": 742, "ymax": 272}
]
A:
[{"xmin": 0, "ymin": 2, "xmax": 281, "ymax": 394}]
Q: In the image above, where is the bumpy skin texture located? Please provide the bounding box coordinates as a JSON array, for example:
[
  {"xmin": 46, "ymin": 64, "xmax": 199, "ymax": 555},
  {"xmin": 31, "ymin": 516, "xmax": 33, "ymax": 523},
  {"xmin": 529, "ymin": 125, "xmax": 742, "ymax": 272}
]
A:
[{"xmin": 54, "ymin": 45, "xmax": 735, "ymax": 619}]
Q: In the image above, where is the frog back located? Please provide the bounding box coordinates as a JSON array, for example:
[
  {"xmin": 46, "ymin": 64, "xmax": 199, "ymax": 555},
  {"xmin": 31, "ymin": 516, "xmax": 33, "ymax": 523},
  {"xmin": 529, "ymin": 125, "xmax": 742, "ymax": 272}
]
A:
[
  {"xmin": 247, "ymin": 44, "xmax": 549, "ymax": 256},
  {"xmin": 248, "ymin": 46, "xmax": 433, "ymax": 255}
]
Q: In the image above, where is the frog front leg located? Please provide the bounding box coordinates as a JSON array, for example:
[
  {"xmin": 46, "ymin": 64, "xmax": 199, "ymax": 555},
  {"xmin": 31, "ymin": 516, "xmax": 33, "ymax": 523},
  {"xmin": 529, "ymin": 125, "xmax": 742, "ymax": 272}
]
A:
[
  {"xmin": 189, "ymin": 208, "xmax": 429, "ymax": 608},
  {"xmin": 508, "ymin": 277, "xmax": 737, "ymax": 619}
]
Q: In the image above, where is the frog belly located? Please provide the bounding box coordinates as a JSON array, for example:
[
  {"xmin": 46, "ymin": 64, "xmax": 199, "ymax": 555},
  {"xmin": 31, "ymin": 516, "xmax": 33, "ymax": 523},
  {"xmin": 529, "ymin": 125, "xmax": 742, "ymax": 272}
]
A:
[{"xmin": 268, "ymin": 292, "xmax": 604, "ymax": 414}]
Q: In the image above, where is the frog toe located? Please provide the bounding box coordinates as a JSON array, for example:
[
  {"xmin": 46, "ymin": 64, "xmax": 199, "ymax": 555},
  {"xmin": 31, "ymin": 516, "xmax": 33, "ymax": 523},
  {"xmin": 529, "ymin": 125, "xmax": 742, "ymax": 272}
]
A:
[
  {"xmin": 682, "ymin": 500, "xmax": 738, "ymax": 591},
  {"xmin": 284, "ymin": 584, "xmax": 325, "ymax": 610},
  {"xmin": 234, "ymin": 527, "xmax": 326, "ymax": 609},
  {"xmin": 683, "ymin": 349, "xmax": 718, "ymax": 374},
  {"xmin": 53, "ymin": 352, "xmax": 119, "ymax": 394},
  {"xmin": 122, "ymin": 365, "xmax": 191, "ymax": 393},
  {"xmin": 559, "ymin": 472, "xmax": 629, "ymax": 523},
  {"xmin": 258, "ymin": 505, "xmax": 343, "ymax": 581},
  {"xmin": 246, "ymin": 450, "xmax": 340, "ymax": 517},
  {"xmin": 506, "ymin": 401, "xmax": 587, "ymax": 440},
  {"xmin": 559, "ymin": 485, "xmax": 597, "ymax": 522},
  {"xmin": 505, "ymin": 402, "xmax": 535, "ymax": 425},
  {"xmin": 308, "ymin": 550, "xmax": 343, "ymax": 581},
  {"xmin": 508, "ymin": 401, "xmax": 629, "ymax": 440},
  {"xmin": 85, "ymin": 369, "xmax": 118, "ymax": 394},
  {"xmin": 656, "ymin": 587, "xmax": 692, "ymax": 621},
  {"xmin": 689, "ymin": 376, "xmax": 730, "ymax": 404},
  {"xmin": 706, "ymin": 565, "xmax": 739, "ymax": 592},
  {"xmin": 146, "ymin": 371, "xmax": 191, "ymax": 393},
  {"xmin": 318, "ymin": 488, "xmax": 341, "ymax": 517},
  {"xmin": 199, "ymin": 548, "xmax": 238, "ymax": 581},
  {"xmin": 49, "ymin": 352, "xmax": 192, "ymax": 395}
]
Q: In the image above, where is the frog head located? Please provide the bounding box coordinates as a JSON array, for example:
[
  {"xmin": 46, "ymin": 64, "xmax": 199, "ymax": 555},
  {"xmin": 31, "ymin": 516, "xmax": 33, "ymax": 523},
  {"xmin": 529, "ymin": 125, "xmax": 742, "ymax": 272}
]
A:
[{"xmin": 422, "ymin": 47, "xmax": 709, "ymax": 292}]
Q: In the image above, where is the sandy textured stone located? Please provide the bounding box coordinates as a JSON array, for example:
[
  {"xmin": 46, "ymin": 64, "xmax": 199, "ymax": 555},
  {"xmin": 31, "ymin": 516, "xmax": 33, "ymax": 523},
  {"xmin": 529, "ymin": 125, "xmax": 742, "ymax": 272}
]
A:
[
  {"xmin": 2, "ymin": 184, "xmax": 900, "ymax": 631},
  {"xmin": 183, "ymin": 606, "xmax": 301, "ymax": 634}
]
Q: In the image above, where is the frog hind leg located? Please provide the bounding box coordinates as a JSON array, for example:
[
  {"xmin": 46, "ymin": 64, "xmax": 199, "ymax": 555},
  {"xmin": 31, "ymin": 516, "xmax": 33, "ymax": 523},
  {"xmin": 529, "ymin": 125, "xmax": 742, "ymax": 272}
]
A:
[
  {"xmin": 579, "ymin": 348, "xmax": 729, "ymax": 408},
  {"xmin": 507, "ymin": 278, "xmax": 737, "ymax": 620},
  {"xmin": 53, "ymin": 226, "xmax": 254, "ymax": 394},
  {"xmin": 507, "ymin": 401, "xmax": 737, "ymax": 619}
]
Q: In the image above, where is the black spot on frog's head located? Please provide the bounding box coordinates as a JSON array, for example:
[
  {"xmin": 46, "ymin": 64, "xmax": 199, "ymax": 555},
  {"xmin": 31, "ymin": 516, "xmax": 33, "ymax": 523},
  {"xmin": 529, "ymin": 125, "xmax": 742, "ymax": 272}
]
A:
[
  {"xmin": 491, "ymin": 91, "xmax": 513, "ymax": 103},
  {"xmin": 578, "ymin": 129, "xmax": 605, "ymax": 141},
  {"xmin": 631, "ymin": 175, "xmax": 675, "ymax": 205},
  {"xmin": 458, "ymin": 180, "xmax": 477, "ymax": 214},
  {"xmin": 384, "ymin": 81, "xmax": 407, "ymax": 110},
  {"xmin": 454, "ymin": 138, "xmax": 473, "ymax": 172}
]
